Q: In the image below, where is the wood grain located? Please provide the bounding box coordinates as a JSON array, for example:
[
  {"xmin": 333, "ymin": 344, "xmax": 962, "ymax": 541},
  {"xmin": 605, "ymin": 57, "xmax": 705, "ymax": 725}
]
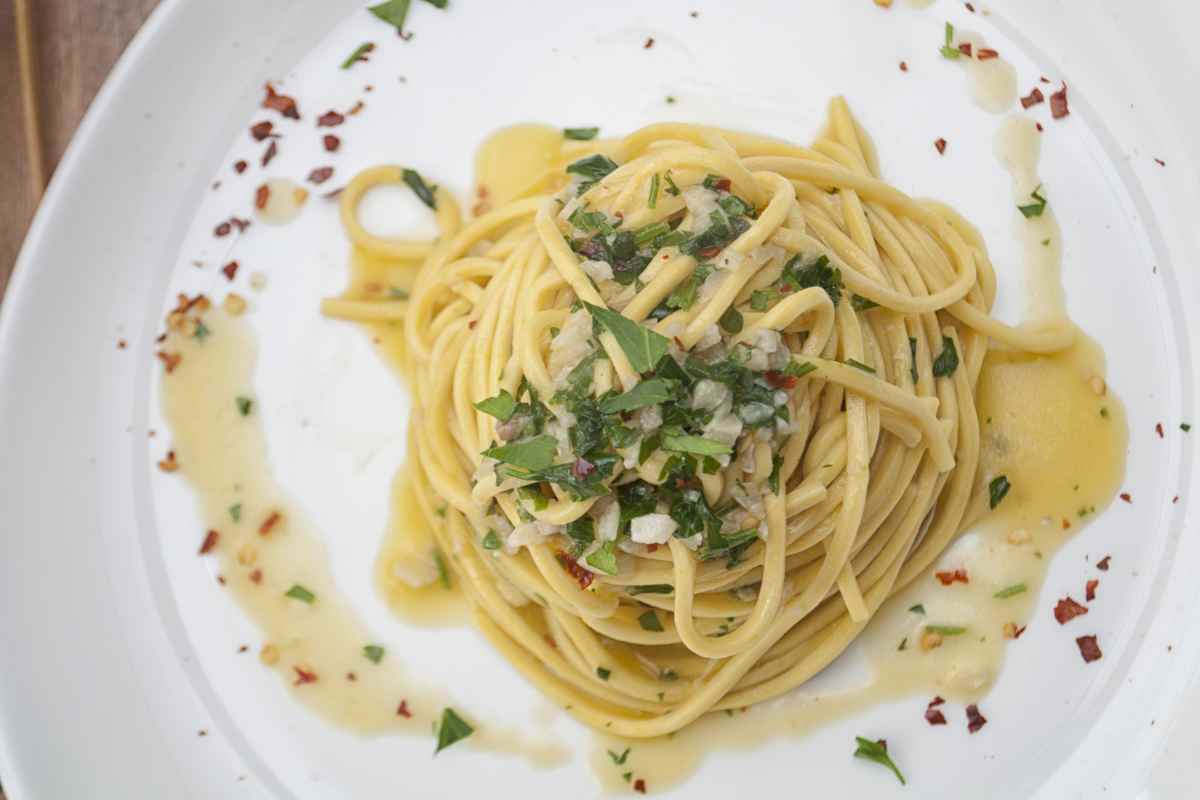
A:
[{"xmin": 0, "ymin": 0, "xmax": 160, "ymax": 300}]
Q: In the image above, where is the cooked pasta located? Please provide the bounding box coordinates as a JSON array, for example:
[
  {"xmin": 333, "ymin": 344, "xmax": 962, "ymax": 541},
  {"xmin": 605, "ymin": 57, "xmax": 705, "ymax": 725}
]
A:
[{"xmin": 322, "ymin": 98, "xmax": 1073, "ymax": 738}]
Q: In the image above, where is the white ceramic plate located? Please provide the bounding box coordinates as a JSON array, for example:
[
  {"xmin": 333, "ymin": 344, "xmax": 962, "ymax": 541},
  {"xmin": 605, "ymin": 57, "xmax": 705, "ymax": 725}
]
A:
[{"xmin": 3, "ymin": 1, "xmax": 1200, "ymax": 797}]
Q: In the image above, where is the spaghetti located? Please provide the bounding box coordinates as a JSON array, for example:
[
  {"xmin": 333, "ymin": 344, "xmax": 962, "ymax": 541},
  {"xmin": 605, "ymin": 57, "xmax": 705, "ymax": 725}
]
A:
[{"xmin": 322, "ymin": 98, "xmax": 1073, "ymax": 738}]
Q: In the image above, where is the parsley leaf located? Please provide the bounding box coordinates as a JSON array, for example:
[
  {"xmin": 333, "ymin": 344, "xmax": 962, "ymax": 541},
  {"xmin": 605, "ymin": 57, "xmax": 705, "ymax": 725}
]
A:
[
  {"xmin": 661, "ymin": 433, "xmax": 732, "ymax": 457},
  {"xmin": 235, "ymin": 396, "xmax": 253, "ymax": 416},
  {"xmin": 586, "ymin": 540, "xmax": 618, "ymax": 575},
  {"xmin": 993, "ymin": 583, "xmax": 1027, "ymax": 599},
  {"xmin": 402, "ymin": 168, "xmax": 438, "ymax": 210},
  {"xmin": 474, "ymin": 389, "xmax": 517, "ymax": 421},
  {"xmin": 939, "ymin": 21, "xmax": 960, "ymax": 59},
  {"xmin": 628, "ymin": 584, "xmax": 674, "ymax": 596},
  {"xmin": 638, "ymin": 610, "xmax": 664, "ymax": 632},
  {"xmin": 926, "ymin": 625, "xmax": 967, "ymax": 636},
  {"xmin": 363, "ymin": 644, "xmax": 385, "ymax": 664},
  {"xmin": 853, "ymin": 737, "xmax": 906, "ymax": 786},
  {"xmin": 989, "ymin": 475, "xmax": 1011, "ymax": 509},
  {"xmin": 584, "ymin": 302, "xmax": 670, "ymax": 373},
  {"xmin": 434, "ymin": 708, "xmax": 474, "ymax": 755},
  {"xmin": 481, "ymin": 530, "xmax": 501, "ymax": 550},
  {"xmin": 482, "ymin": 435, "xmax": 557, "ymax": 471},
  {"xmin": 285, "ymin": 584, "xmax": 316, "ymax": 604},
  {"xmin": 599, "ymin": 378, "xmax": 679, "ymax": 414},
  {"xmin": 932, "ymin": 336, "xmax": 959, "ymax": 377},
  {"xmin": 563, "ymin": 127, "xmax": 599, "ymax": 140},
  {"xmin": 1018, "ymin": 184, "xmax": 1048, "ymax": 218}
]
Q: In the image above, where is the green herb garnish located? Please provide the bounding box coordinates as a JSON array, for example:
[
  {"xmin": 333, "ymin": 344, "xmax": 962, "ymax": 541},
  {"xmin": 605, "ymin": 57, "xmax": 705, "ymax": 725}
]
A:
[
  {"xmin": 434, "ymin": 708, "xmax": 474, "ymax": 755},
  {"xmin": 363, "ymin": 644, "xmax": 385, "ymax": 664},
  {"xmin": 784, "ymin": 360, "xmax": 817, "ymax": 379},
  {"xmin": 638, "ymin": 610, "xmax": 664, "ymax": 632},
  {"xmin": 932, "ymin": 336, "xmax": 959, "ymax": 377},
  {"xmin": 926, "ymin": 624, "xmax": 967, "ymax": 636},
  {"xmin": 993, "ymin": 582, "xmax": 1027, "ymax": 599},
  {"xmin": 285, "ymin": 584, "xmax": 316, "ymax": 604},
  {"xmin": 563, "ymin": 127, "xmax": 599, "ymax": 140},
  {"xmin": 846, "ymin": 358, "xmax": 876, "ymax": 374},
  {"xmin": 661, "ymin": 433, "xmax": 732, "ymax": 457},
  {"xmin": 586, "ymin": 540, "xmax": 619, "ymax": 575},
  {"xmin": 599, "ymin": 378, "xmax": 678, "ymax": 413},
  {"xmin": 663, "ymin": 170, "xmax": 681, "ymax": 196},
  {"xmin": 402, "ymin": 168, "xmax": 438, "ymax": 210},
  {"xmin": 235, "ymin": 396, "xmax": 253, "ymax": 416},
  {"xmin": 851, "ymin": 294, "xmax": 879, "ymax": 311},
  {"xmin": 608, "ymin": 747, "xmax": 631, "ymax": 765},
  {"xmin": 228, "ymin": 503, "xmax": 242, "ymax": 522},
  {"xmin": 193, "ymin": 321, "xmax": 211, "ymax": 341},
  {"xmin": 909, "ymin": 603, "xmax": 926, "ymax": 615},
  {"xmin": 853, "ymin": 737, "xmax": 906, "ymax": 786},
  {"xmin": 474, "ymin": 389, "xmax": 517, "ymax": 421},
  {"xmin": 596, "ymin": 667, "xmax": 611, "ymax": 680},
  {"xmin": 1018, "ymin": 184, "xmax": 1048, "ymax": 218},
  {"xmin": 481, "ymin": 530, "xmax": 501, "ymax": 550},
  {"xmin": 648, "ymin": 173, "xmax": 660, "ymax": 209},
  {"xmin": 719, "ymin": 306, "xmax": 744, "ymax": 333},
  {"xmin": 482, "ymin": 435, "xmax": 558, "ymax": 471},
  {"xmin": 567, "ymin": 154, "xmax": 619, "ymax": 191},
  {"xmin": 989, "ymin": 475, "xmax": 1011, "ymax": 509},
  {"xmin": 629, "ymin": 584, "xmax": 674, "ymax": 596},
  {"xmin": 939, "ymin": 21, "xmax": 960, "ymax": 59},
  {"xmin": 341, "ymin": 42, "xmax": 374, "ymax": 69},
  {"xmin": 433, "ymin": 550, "xmax": 451, "ymax": 589},
  {"xmin": 584, "ymin": 302, "xmax": 669, "ymax": 373}
]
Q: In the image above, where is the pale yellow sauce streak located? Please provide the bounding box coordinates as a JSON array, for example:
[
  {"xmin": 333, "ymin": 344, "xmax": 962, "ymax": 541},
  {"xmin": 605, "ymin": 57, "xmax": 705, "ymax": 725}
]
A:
[
  {"xmin": 159, "ymin": 311, "xmax": 565, "ymax": 765},
  {"xmin": 162, "ymin": 122, "xmax": 1127, "ymax": 792}
]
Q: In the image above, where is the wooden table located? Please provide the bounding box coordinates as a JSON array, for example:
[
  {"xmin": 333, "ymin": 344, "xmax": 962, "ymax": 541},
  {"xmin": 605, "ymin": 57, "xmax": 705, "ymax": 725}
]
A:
[
  {"xmin": 1, "ymin": 5, "xmax": 159, "ymax": 795},
  {"xmin": 0, "ymin": 0, "xmax": 160, "ymax": 300}
]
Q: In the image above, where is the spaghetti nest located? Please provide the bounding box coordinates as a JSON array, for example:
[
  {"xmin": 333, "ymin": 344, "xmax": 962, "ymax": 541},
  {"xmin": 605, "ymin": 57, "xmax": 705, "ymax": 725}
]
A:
[{"xmin": 324, "ymin": 98, "xmax": 1071, "ymax": 738}]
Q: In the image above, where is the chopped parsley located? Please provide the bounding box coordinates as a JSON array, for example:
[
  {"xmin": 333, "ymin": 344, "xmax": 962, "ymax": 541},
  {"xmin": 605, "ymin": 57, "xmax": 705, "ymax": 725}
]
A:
[
  {"xmin": 368, "ymin": 0, "xmax": 446, "ymax": 34},
  {"xmin": 846, "ymin": 358, "xmax": 876, "ymax": 374},
  {"xmin": 1018, "ymin": 184, "xmax": 1048, "ymax": 218},
  {"xmin": 648, "ymin": 172, "xmax": 660, "ymax": 209},
  {"xmin": 402, "ymin": 168, "xmax": 438, "ymax": 210},
  {"xmin": 637, "ymin": 610, "xmax": 664, "ymax": 632},
  {"xmin": 584, "ymin": 302, "xmax": 670, "ymax": 373},
  {"xmin": 628, "ymin": 584, "xmax": 674, "ymax": 596},
  {"xmin": 853, "ymin": 737, "xmax": 906, "ymax": 786},
  {"xmin": 939, "ymin": 21, "xmax": 960, "ymax": 59},
  {"xmin": 228, "ymin": 503, "xmax": 242, "ymax": 522},
  {"xmin": 596, "ymin": 666, "xmax": 611, "ymax": 680},
  {"xmin": 285, "ymin": 584, "xmax": 316, "ymax": 604},
  {"xmin": 599, "ymin": 378, "xmax": 679, "ymax": 413},
  {"xmin": 567, "ymin": 154, "xmax": 619, "ymax": 192},
  {"xmin": 563, "ymin": 127, "xmax": 599, "ymax": 140},
  {"xmin": 993, "ymin": 582, "xmax": 1027, "ymax": 599},
  {"xmin": 909, "ymin": 604, "xmax": 926, "ymax": 615},
  {"xmin": 474, "ymin": 389, "xmax": 517, "ymax": 421},
  {"xmin": 193, "ymin": 321, "xmax": 211, "ymax": 341},
  {"xmin": 482, "ymin": 435, "xmax": 558, "ymax": 471},
  {"xmin": 663, "ymin": 170, "xmax": 681, "ymax": 196},
  {"xmin": 586, "ymin": 541, "xmax": 619, "ymax": 575},
  {"xmin": 363, "ymin": 644, "xmax": 385, "ymax": 664},
  {"xmin": 341, "ymin": 42, "xmax": 374, "ymax": 69},
  {"xmin": 608, "ymin": 747, "xmax": 631, "ymax": 765},
  {"xmin": 433, "ymin": 550, "xmax": 451, "ymax": 589},
  {"xmin": 235, "ymin": 396, "xmax": 253, "ymax": 416},
  {"xmin": 932, "ymin": 336, "xmax": 959, "ymax": 377},
  {"xmin": 434, "ymin": 708, "xmax": 474, "ymax": 755},
  {"xmin": 989, "ymin": 475, "xmax": 1011, "ymax": 509},
  {"xmin": 926, "ymin": 624, "xmax": 967, "ymax": 636},
  {"xmin": 481, "ymin": 530, "xmax": 501, "ymax": 550}
]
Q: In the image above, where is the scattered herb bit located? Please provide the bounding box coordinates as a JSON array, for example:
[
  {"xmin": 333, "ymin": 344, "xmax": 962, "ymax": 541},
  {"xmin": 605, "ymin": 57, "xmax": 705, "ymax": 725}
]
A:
[
  {"xmin": 363, "ymin": 644, "xmax": 385, "ymax": 664},
  {"xmin": 341, "ymin": 42, "xmax": 375, "ymax": 69},
  {"xmin": 897, "ymin": 637, "xmax": 908, "ymax": 651},
  {"xmin": 564, "ymin": 127, "xmax": 600, "ymax": 140},
  {"xmin": 584, "ymin": 302, "xmax": 669, "ymax": 373},
  {"xmin": 482, "ymin": 435, "xmax": 558, "ymax": 471},
  {"xmin": 638, "ymin": 610, "xmax": 664, "ymax": 632},
  {"xmin": 647, "ymin": 172, "xmax": 660, "ymax": 209},
  {"xmin": 285, "ymin": 584, "xmax": 316, "ymax": 604},
  {"xmin": 596, "ymin": 667, "xmax": 611, "ymax": 680},
  {"xmin": 235, "ymin": 396, "xmax": 253, "ymax": 416},
  {"xmin": 481, "ymin": 530, "xmax": 501, "ymax": 550},
  {"xmin": 474, "ymin": 389, "xmax": 517, "ymax": 421},
  {"xmin": 567, "ymin": 154, "xmax": 620, "ymax": 192},
  {"xmin": 402, "ymin": 168, "xmax": 438, "ymax": 210},
  {"xmin": 932, "ymin": 337, "xmax": 959, "ymax": 377},
  {"xmin": 853, "ymin": 737, "xmax": 906, "ymax": 786},
  {"xmin": 939, "ymin": 21, "xmax": 960, "ymax": 59},
  {"xmin": 718, "ymin": 306, "xmax": 744, "ymax": 334},
  {"xmin": 925, "ymin": 624, "xmax": 967, "ymax": 636},
  {"xmin": 784, "ymin": 361, "xmax": 817, "ymax": 379},
  {"xmin": 1182, "ymin": 423, "xmax": 1192, "ymax": 432},
  {"xmin": 629, "ymin": 584, "xmax": 674, "ymax": 596},
  {"xmin": 1018, "ymin": 185, "xmax": 1048, "ymax": 218},
  {"xmin": 586, "ymin": 540, "xmax": 619, "ymax": 575},
  {"xmin": 851, "ymin": 294, "xmax": 879, "ymax": 311},
  {"xmin": 846, "ymin": 358, "xmax": 876, "ymax": 374},
  {"xmin": 989, "ymin": 475, "xmax": 1011, "ymax": 509},
  {"xmin": 663, "ymin": 170, "xmax": 681, "ymax": 196},
  {"xmin": 193, "ymin": 321, "xmax": 211, "ymax": 341},
  {"xmin": 434, "ymin": 550, "xmax": 451, "ymax": 589},
  {"xmin": 434, "ymin": 708, "xmax": 474, "ymax": 754},
  {"xmin": 661, "ymin": 433, "xmax": 732, "ymax": 457},
  {"xmin": 993, "ymin": 582, "xmax": 1027, "ymax": 599},
  {"xmin": 608, "ymin": 747, "xmax": 631, "ymax": 765},
  {"xmin": 909, "ymin": 604, "xmax": 926, "ymax": 615},
  {"xmin": 229, "ymin": 503, "xmax": 242, "ymax": 522},
  {"xmin": 599, "ymin": 378, "xmax": 678, "ymax": 414}
]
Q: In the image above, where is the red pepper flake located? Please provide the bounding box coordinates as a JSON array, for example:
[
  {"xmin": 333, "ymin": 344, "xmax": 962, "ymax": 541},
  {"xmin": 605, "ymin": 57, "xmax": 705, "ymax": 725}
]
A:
[
  {"xmin": 255, "ymin": 184, "xmax": 270, "ymax": 210},
  {"xmin": 1174, "ymin": 495, "xmax": 1180, "ymax": 504},
  {"xmin": 713, "ymin": 177, "xmax": 732, "ymax": 192},
  {"xmin": 697, "ymin": 245, "xmax": 722, "ymax": 259},
  {"xmin": 925, "ymin": 696, "xmax": 947, "ymax": 725},
  {"xmin": 1061, "ymin": 518, "xmax": 1071, "ymax": 530},
  {"xmin": 157, "ymin": 449, "xmax": 179, "ymax": 472},
  {"xmin": 250, "ymin": 120, "xmax": 275, "ymax": 141},
  {"xmin": 543, "ymin": 634, "xmax": 557, "ymax": 649},
  {"xmin": 1154, "ymin": 158, "xmax": 1166, "ymax": 167},
  {"xmin": 1050, "ymin": 83, "xmax": 1070, "ymax": 119},
  {"xmin": 216, "ymin": 575, "xmax": 226, "ymax": 585},
  {"xmin": 935, "ymin": 568, "xmax": 969, "ymax": 586},
  {"xmin": 1036, "ymin": 122, "xmax": 1044, "ymax": 132},
  {"xmin": 234, "ymin": 160, "xmax": 248, "ymax": 174},
  {"xmin": 958, "ymin": 42, "xmax": 972, "ymax": 57},
  {"xmin": 259, "ymin": 511, "xmax": 282, "ymax": 536},
  {"xmin": 1155, "ymin": 422, "xmax": 1164, "ymax": 438},
  {"xmin": 966, "ymin": 704, "xmax": 987, "ymax": 733},
  {"xmin": 199, "ymin": 529, "xmax": 219, "ymax": 555},
  {"xmin": 965, "ymin": 1, "xmax": 976, "ymax": 10},
  {"xmin": 555, "ymin": 550, "xmax": 594, "ymax": 590},
  {"xmin": 899, "ymin": 60, "xmax": 908, "ymax": 72},
  {"xmin": 249, "ymin": 569, "xmax": 263, "ymax": 584},
  {"xmin": 347, "ymin": 100, "xmax": 365, "ymax": 116},
  {"xmin": 346, "ymin": 672, "xmax": 357, "ymax": 682},
  {"xmin": 323, "ymin": 134, "xmax": 340, "ymax": 152},
  {"xmin": 214, "ymin": 221, "xmax": 232, "ymax": 237},
  {"xmin": 643, "ymin": 37, "xmax": 655, "ymax": 49},
  {"xmin": 307, "ymin": 166, "xmax": 335, "ymax": 185},
  {"xmin": 764, "ymin": 370, "xmax": 798, "ymax": 390},
  {"xmin": 646, "ymin": 543, "xmax": 659, "ymax": 553},
  {"xmin": 156, "ymin": 351, "xmax": 183, "ymax": 374},
  {"xmin": 1097, "ymin": 555, "xmax": 1111, "ymax": 571},
  {"xmin": 292, "ymin": 666, "xmax": 318, "ymax": 685},
  {"xmin": 1076, "ymin": 635, "xmax": 1102, "ymax": 663},
  {"xmin": 1119, "ymin": 492, "xmax": 1131, "ymax": 503},
  {"xmin": 977, "ymin": 48, "xmax": 999, "ymax": 61},
  {"xmin": 934, "ymin": 137, "xmax": 947, "ymax": 155},
  {"xmin": 318, "ymin": 110, "xmax": 345, "ymax": 127},
  {"xmin": 221, "ymin": 261, "xmax": 239, "ymax": 281},
  {"xmin": 117, "ymin": 339, "xmax": 127, "ymax": 349},
  {"xmin": 1085, "ymin": 579, "xmax": 1099, "ymax": 602},
  {"xmin": 261, "ymin": 140, "xmax": 278, "ymax": 168},
  {"xmin": 1020, "ymin": 87, "xmax": 1045, "ymax": 108},
  {"xmin": 396, "ymin": 700, "xmax": 412, "ymax": 718},
  {"xmin": 1054, "ymin": 596, "xmax": 1089, "ymax": 624},
  {"xmin": 262, "ymin": 83, "xmax": 300, "ymax": 120},
  {"xmin": 633, "ymin": 778, "xmax": 646, "ymax": 794},
  {"xmin": 237, "ymin": 645, "xmax": 249, "ymax": 653}
]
